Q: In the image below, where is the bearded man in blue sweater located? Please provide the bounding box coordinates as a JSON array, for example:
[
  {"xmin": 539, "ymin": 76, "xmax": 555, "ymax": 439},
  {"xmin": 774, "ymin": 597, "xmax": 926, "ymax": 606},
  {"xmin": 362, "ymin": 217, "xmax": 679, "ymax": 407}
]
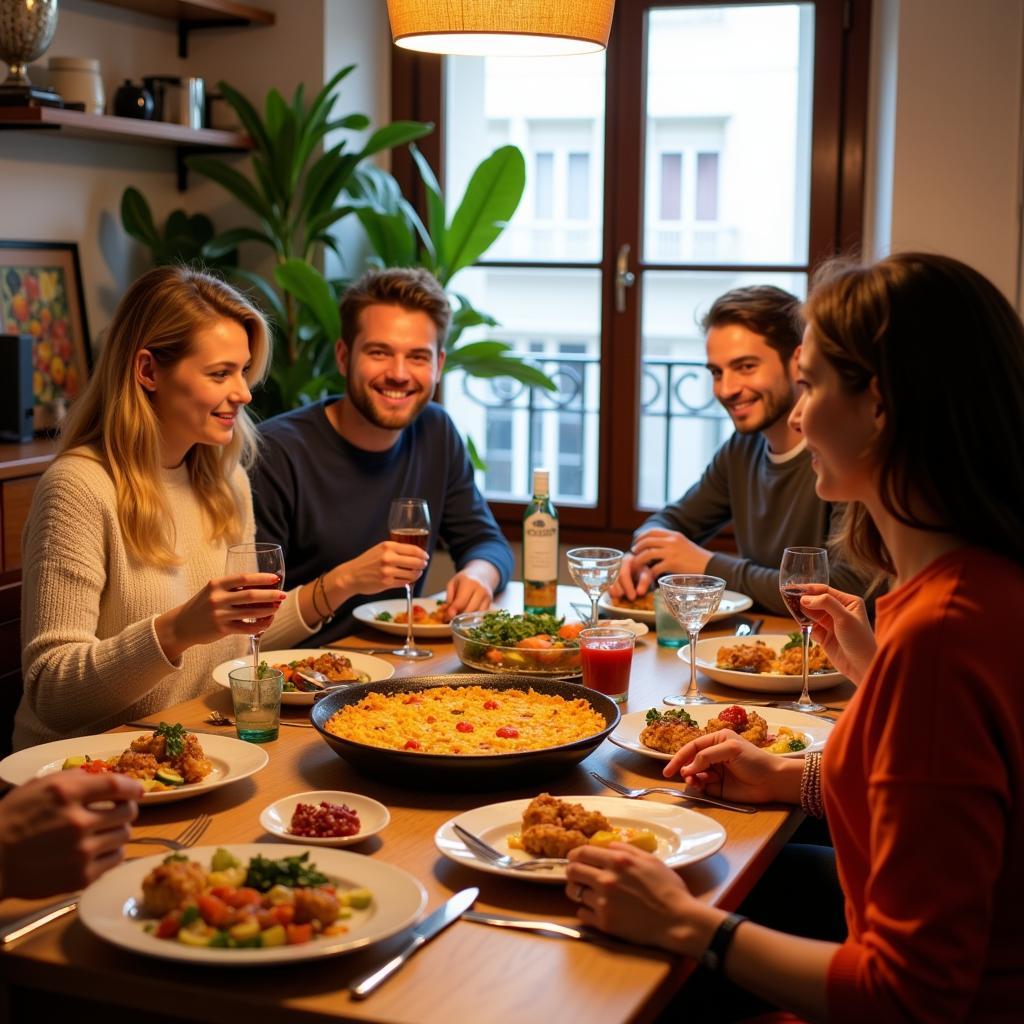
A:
[{"xmin": 251, "ymin": 268, "xmax": 513, "ymax": 646}]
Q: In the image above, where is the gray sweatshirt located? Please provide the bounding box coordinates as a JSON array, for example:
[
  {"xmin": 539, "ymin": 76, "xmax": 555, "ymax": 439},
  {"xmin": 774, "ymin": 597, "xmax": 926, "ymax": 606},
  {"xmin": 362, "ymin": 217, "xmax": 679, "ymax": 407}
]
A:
[{"xmin": 637, "ymin": 432, "xmax": 868, "ymax": 615}]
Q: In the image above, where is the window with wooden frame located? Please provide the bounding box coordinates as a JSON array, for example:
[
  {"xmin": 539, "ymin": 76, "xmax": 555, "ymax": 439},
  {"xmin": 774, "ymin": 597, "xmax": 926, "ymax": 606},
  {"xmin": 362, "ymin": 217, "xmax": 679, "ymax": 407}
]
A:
[{"xmin": 391, "ymin": 0, "xmax": 870, "ymax": 548}]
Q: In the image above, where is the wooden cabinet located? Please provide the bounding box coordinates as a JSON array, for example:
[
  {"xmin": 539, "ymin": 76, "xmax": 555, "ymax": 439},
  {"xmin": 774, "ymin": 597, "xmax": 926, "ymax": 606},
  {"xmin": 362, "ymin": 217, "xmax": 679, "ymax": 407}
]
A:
[{"xmin": 0, "ymin": 441, "xmax": 56, "ymax": 754}]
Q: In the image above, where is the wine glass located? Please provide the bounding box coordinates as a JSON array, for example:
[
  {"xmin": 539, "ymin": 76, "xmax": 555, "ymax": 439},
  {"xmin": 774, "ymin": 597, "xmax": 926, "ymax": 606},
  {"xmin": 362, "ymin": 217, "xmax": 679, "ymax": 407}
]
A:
[
  {"xmin": 776, "ymin": 546, "xmax": 830, "ymax": 712},
  {"xmin": 388, "ymin": 497, "xmax": 433, "ymax": 660},
  {"xmin": 659, "ymin": 574, "xmax": 726, "ymax": 706},
  {"xmin": 225, "ymin": 542, "xmax": 285, "ymax": 677},
  {"xmin": 566, "ymin": 547, "xmax": 624, "ymax": 627}
]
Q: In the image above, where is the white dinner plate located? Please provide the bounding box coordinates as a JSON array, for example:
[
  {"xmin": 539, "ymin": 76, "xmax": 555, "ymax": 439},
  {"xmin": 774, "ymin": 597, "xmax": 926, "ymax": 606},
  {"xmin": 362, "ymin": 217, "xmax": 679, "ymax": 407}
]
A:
[
  {"xmin": 0, "ymin": 731, "xmax": 268, "ymax": 805},
  {"xmin": 259, "ymin": 790, "xmax": 391, "ymax": 847},
  {"xmin": 212, "ymin": 649, "xmax": 394, "ymax": 706},
  {"xmin": 599, "ymin": 588, "xmax": 753, "ymax": 625},
  {"xmin": 435, "ymin": 796, "xmax": 726, "ymax": 884},
  {"xmin": 679, "ymin": 634, "xmax": 844, "ymax": 692},
  {"xmin": 610, "ymin": 706, "xmax": 833, "ymax": 762},
  {"xmin": 78, "ymin": 843, "xmax": 427, "ymax": 965},
  {"xmin": 352, "ymin": 594, "xmax": 452, "ymax": 637}
]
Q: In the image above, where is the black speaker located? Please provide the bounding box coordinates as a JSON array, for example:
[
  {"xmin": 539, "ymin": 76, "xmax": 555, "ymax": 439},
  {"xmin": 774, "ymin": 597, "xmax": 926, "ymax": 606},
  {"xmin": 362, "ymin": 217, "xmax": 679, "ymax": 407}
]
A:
[{"xmin": 0, "ymin": 334, "xmax": 35, "ymax": 443}]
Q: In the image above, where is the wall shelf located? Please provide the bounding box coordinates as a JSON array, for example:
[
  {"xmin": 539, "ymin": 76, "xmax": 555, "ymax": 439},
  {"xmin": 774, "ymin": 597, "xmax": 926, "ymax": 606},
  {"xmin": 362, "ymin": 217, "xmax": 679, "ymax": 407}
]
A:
[
  {"xmin": 91, "ymin": 0, "xmax": 275, "ymax": 57},
  {"xmin": 0, "ymin": 107, "xmax": 250, "ymax": 188}
]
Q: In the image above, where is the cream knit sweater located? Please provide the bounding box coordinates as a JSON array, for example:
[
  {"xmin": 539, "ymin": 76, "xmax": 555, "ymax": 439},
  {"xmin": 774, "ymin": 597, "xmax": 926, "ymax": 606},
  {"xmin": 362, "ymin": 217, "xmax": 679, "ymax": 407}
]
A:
[{"xmin": 14, "ymin": 451, "xmax": 315, "ymax": 749}]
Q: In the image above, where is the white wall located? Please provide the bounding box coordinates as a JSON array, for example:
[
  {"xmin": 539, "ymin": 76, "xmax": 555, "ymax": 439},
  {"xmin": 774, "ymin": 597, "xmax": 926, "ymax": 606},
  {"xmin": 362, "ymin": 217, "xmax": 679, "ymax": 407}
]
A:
[
  {"xmin": 0, "ymin": 0, "xmax": 390, "ymax": 350},
  {"xmin": 865, "ymin": 0, "xmax": 1024, "ymax": 304}
]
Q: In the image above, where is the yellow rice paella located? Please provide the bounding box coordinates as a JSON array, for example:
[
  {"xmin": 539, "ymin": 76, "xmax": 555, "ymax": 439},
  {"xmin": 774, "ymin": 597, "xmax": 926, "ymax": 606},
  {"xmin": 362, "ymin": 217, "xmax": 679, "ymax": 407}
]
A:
[{"xmin": 324, "ymin": 685, "xmax": 608, "ymax": 755}]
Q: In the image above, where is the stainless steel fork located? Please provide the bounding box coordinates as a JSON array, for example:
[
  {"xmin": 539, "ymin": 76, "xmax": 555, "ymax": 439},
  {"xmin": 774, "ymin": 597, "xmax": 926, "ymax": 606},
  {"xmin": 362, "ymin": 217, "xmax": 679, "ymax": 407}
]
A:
[
  {"xmin": 130, "ymin": 812, "xmax": 212, "ymax": 850},
  {"xmin": 452, "ymin": 823, "xmax": 567, "ymax": 872},
  {"xmin": 590, "ymin": 771, "xmax": 757, "ymax": 814}
]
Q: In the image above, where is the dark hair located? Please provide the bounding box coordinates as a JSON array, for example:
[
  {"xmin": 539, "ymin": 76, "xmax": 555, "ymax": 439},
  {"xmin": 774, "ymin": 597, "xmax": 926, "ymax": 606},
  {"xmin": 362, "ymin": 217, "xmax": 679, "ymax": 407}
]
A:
[
  {"xmin": 804, "ymin": 252, "xmax": 1024, "ymax": 574},
  {"xmin": 700, "ymin": 285, "xmax": 803, "ymax": 362},
  {"xmin": 339, "ymin": 268, "xmax": 451, "ymax": 348}
]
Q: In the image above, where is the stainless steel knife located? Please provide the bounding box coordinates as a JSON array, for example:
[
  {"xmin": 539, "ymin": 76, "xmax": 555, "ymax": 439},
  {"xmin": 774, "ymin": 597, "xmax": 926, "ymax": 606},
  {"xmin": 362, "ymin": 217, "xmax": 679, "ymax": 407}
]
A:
[
  {"xmin": 462, "ymin": 911, "xmax": 644, "ymax": 952},
  {"xmin": 349, "ymin": 886, "xmax": 478, "ymax": 999}
]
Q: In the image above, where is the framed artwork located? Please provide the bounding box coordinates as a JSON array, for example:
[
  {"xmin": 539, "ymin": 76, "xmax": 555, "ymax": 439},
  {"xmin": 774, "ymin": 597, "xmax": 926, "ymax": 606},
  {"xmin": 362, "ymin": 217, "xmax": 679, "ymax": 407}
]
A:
[{"xmin": 0, "ymin": 241, "xmax": 92, "ymax": 431}]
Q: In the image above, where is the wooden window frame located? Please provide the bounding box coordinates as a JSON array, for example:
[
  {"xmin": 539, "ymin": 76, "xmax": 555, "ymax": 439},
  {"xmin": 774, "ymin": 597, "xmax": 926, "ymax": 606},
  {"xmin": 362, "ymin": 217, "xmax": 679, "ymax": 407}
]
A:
[{"xmin": 391, "ymin": 0, "xmax": 871, "ymax": 547}]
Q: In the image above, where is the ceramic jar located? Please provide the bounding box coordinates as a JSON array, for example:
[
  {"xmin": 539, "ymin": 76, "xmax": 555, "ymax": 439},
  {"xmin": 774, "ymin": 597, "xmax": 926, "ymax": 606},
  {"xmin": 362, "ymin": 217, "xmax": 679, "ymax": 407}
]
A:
[{"xmin": 47, "ymin": 56, "xmax": 103, "ymax": 113}]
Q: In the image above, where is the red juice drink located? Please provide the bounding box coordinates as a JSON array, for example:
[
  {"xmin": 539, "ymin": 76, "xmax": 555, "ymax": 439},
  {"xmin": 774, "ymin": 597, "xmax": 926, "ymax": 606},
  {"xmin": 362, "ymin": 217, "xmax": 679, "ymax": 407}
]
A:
[{"xmin": 579, "ymin": 627, "xmax": 635, "ymax": 704}]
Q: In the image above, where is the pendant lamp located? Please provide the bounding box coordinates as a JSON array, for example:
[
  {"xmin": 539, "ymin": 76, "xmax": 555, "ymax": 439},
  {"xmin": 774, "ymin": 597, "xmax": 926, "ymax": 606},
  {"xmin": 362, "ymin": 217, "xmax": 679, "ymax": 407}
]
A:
[{"xmin": 386, "ymin": 0, "xmax": 615, "ymax": 57}]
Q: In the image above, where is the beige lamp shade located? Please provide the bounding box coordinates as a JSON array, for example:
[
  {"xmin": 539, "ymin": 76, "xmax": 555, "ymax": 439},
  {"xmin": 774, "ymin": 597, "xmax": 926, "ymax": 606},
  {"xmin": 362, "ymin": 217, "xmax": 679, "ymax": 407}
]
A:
[{"xmin": 386, "ymin": 0, "xmax": 615, "ymax": 57}]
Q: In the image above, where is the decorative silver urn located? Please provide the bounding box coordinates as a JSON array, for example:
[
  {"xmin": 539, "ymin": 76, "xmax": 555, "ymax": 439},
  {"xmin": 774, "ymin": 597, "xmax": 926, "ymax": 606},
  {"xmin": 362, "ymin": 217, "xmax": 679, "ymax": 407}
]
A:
[{"xmin": 0, "ymin": 0, "xmax": 62, "ymax": 107}]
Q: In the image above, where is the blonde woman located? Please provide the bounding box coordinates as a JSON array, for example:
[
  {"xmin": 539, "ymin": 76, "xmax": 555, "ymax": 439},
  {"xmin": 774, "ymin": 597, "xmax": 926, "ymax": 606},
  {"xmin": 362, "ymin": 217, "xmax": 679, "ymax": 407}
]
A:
[{"xmin": 14, "ymin": 267, "xmax": 315, "ymax": 749}]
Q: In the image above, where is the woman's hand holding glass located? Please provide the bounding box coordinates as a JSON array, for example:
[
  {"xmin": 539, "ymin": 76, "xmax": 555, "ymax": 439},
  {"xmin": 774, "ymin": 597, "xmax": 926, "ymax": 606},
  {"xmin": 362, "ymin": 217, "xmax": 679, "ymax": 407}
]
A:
[
  {"xmin": 665, "ymin": 731, "xmax": 799, "ymax": 806},
  {"xmin": 155, "ymin": 573, "xmax": 285, "ymax": 663},
  {"xmin": 798, "ymin": 584, "xmax": 876, "ymax": 686}
]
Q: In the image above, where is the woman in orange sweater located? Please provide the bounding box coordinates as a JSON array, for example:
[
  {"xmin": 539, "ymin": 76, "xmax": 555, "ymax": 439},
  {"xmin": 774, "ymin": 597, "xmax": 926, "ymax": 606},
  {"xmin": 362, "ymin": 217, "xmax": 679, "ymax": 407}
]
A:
[{"xmin": 565, "ymin": 253, "xmax": 1024, "ymax": 1022}]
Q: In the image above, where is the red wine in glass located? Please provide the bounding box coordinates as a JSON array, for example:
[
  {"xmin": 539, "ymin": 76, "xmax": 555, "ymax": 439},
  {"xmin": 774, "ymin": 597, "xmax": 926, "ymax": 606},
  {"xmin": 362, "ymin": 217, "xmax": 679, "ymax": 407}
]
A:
[
  {"xmin": 234, "ymin": 572, "xmax": 284, "ymax": 615},
  {"xmin": 390, "ymin": 528, "xmax": 429, "ymax": 550},
  {"xmin": 777, "ymin": 546, "xmax": 829, "ymax": 712},
  {"xmin": 387, "ymin": 498, "xmax": 433, "ymax": 660},
  {"xmin": 225, "ymin": 543, "xmax": 285, "ymax": 676},
  {"xmin": 780, "ymin": 585, "xmax": 814, "ymax": 627}
]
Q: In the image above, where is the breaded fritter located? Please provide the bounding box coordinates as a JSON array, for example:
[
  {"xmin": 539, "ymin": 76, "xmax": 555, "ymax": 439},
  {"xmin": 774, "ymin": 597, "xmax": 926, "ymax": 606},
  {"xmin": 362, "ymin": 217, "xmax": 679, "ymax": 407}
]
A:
[
  {"xmin": 519, "ymin": 794, "xmax": 611, "ymax": 857},
  {"xmin": 638, "ymin": 721, "xmax": 702, "ymax": 754},
  {"xmin": 521, "ymin": 823, "xmax": 591, "ymax": 858}
]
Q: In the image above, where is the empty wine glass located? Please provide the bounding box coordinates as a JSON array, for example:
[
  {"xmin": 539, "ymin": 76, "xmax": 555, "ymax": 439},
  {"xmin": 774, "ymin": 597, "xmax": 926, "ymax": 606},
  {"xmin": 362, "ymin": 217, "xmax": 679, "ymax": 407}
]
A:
[
  {"xmin": 388, "ymin": 497, "xmax": 433, "ymax": 660},
  {"xmin": 776, "ymin": 546, "xmax": 829, "ymax": 712},
  {"xmin": 225, "ymin": 542, "xmax": 285, "ymax": 677},
  {"xmin": 566, "ymin": 547, "xmax": 624, "ymax": 626},
  {"xmin": 659, "ymin": 574, "xmax": 726, "ymax": 706}
]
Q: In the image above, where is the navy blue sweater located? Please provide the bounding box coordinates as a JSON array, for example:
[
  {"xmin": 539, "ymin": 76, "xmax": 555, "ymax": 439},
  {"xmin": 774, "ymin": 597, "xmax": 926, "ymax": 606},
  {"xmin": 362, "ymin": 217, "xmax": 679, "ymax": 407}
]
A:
[{"xmin": 251, "ymin": 399, "xmax": 513, "ymax": 646}]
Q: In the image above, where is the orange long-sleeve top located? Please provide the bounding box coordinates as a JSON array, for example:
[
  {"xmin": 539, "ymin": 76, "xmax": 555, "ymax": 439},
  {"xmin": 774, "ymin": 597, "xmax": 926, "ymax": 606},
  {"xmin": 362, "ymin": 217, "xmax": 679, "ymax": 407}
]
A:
[{"xmin": 824, "ymin": 547, "xmax": 1024, "ymax": 1022}]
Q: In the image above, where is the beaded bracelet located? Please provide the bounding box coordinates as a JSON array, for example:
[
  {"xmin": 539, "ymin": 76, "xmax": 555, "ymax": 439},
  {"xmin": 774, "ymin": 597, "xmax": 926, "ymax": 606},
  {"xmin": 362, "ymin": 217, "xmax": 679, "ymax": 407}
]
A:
[{"xmin": 800, "ymin": 751, "xmax": 825, "ymax": 819}]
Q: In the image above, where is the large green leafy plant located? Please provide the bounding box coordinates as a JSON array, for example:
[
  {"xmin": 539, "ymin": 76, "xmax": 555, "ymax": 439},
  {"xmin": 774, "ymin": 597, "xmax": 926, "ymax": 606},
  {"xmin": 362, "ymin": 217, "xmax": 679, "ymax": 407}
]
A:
[
  {"xmin": 352, "ymin": 144, "xmax": 556, "ymax": 464},
  {"xmin": 120, "ymin": 191, "xmax": 238, "ymax": 272}
]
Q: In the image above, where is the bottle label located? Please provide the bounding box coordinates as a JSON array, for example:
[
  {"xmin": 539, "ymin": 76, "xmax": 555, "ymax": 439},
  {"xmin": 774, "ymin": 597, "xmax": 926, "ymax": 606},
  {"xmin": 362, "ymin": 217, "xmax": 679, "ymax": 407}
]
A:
[{"xmin": 523, "ymin": 513, "xmax": 558, "ymax": 581}]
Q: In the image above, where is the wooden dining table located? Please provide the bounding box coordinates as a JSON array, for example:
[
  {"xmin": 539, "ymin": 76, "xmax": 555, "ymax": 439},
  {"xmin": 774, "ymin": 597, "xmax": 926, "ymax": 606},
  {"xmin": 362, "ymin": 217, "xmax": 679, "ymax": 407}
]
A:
[{"xmin": 0, "ymin": 584, "xmax": 854, "ymax": 1024}]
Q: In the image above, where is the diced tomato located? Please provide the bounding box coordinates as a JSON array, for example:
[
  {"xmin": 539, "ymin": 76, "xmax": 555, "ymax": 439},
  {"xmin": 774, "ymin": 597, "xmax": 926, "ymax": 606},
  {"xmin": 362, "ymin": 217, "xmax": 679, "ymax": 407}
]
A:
[
  {"xmin": 222, "ymin": 887, "xmax": 262, "ymax": 909},
  {"xmin": 718, "ymin": 705, "xmax": 749, "ymax": 730},
  {"xmin": 426, "ymin": 715, "xmax": 436, "ymax": 724},
  {"xmin": 286, "ymin": 922, "xmax": 313, "ymax": 945},
  {"xmin": 403, "ymin": 695, "xmax": 423, "ymax": 705},
  {"xmin": 197, "ymin": 893, "xmax": 232, "ymax": 928},
  {"xmin": 403, "ymin": 739, "xmax": 421, "ymax": 750},
  {"xmin": 558, "ymin": 622, "xmax": 585, "ymax": 640},
  {"xmin": 272, "ymin": 904, "xmax": 296, "ymax": 926},
  {"xmin": 483, "ymin": 700, "xmax": 499, "ymax": 710},
  {"xmin": 80, "ymin": 759, "xmax": 112, "ymax": 774},
  {"xmin": 156, "ymin": 910, "xmax": 182, "ymax": 939},
  {"xmin": 484, "ymin": 649, "xmax": 505, "ymax": 665},
  {"xmin": 456, "ymin": 721, "xmax": 474, "ymax": 733},
  {"xmin": 495, "ymin": 726, "xmax": 519, "ymax": 739}
]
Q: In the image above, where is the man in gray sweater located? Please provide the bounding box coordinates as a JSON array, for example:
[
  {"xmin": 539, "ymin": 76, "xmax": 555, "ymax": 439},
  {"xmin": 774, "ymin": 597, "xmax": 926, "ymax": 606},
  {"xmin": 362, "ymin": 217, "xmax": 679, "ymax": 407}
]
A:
[{"xmin": 611, "ymin": 285, "xmax": 867, "ymax": 615}]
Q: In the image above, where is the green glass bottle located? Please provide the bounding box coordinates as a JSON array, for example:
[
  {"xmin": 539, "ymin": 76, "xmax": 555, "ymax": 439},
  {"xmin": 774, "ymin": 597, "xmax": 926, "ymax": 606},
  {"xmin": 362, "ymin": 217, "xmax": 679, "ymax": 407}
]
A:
[{"xmin": 522, "ymin": 468, "xmax": 559, "ymax": 615}]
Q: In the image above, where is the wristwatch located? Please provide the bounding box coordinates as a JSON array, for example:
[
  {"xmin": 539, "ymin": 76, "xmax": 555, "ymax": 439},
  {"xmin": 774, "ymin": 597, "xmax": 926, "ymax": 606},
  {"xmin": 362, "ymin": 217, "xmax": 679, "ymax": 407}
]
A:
[{"xmin": 700, "ymin": 912, "xmax": 748, "ymax": 971}]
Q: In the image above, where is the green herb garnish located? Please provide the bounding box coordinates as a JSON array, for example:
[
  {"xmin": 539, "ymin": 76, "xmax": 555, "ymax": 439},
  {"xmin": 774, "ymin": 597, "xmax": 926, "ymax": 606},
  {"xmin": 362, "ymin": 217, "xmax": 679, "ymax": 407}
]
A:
[
  {"xmin": 244, "ymin": 852, "xmax": 328, "ymax": 893},
  {"xmin": 788, "ymin": 738, "xmax": 808, "ymax": 752},
  {"xmin": 163, "ymin": 853, "xmax": 188, "ymax": 864},
  {"xmin": 257, "ymin": 659, "xmax": 272, "ymax": 679},
  {"xmin": 181, "ymin": 905, "xmax": 200, "ymax": 926},
  {"xmin": 376, "ymin": 611, "xmax": 393, "ymax": 622},
  {"xmin": 154, "ymin": 722, "xmax": 187, "ymax": 758},
  {"xmin": 781, "ymin": 632, "xmax": 804, "ymax": 652},
  {"xmin": 464, "ymin": 610, "xmax": 573, "ymax": 647},
  {"xmin": 645, "ymin": 707, "xmax": 697, "ymax": 727}
]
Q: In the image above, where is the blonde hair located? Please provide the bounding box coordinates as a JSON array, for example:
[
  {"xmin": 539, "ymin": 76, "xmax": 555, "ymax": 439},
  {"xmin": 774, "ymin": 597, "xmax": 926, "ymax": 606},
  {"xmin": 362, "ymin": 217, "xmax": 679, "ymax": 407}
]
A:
[{"xmin": 59, "ymin": 266, "xmax": 271, "ymax": 567}]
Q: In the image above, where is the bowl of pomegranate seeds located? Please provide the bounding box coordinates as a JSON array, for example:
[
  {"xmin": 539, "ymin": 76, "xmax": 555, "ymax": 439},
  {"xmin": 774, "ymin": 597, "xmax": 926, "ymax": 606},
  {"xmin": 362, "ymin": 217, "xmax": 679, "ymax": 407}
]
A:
[{"xmin": 259, "ymin": 790, "xmax": 390, "ymax": 847}]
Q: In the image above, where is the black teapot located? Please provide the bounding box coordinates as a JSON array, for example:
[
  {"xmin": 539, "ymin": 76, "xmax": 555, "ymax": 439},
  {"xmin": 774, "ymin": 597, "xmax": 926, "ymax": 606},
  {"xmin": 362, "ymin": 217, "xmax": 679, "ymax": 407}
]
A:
[{"xmin": 112, "ymin": 79, "xmax": 153, "ymax": 119}]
